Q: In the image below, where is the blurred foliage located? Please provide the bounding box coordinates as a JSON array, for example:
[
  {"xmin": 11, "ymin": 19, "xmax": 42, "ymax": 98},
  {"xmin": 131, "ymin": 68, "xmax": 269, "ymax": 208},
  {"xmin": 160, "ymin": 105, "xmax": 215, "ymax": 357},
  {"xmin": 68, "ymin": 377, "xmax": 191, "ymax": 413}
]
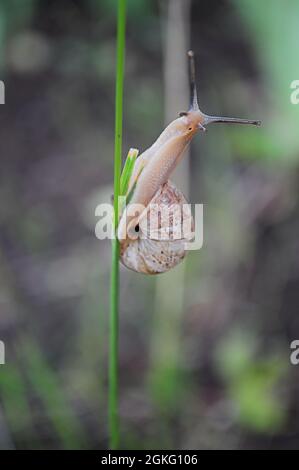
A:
[
  {"xmin": 216, "ymin": 330, "xmax": 286, "ymax": 432},
  {"xmin": 21, "ymin": 340, "xmax": 85, "ymax": 449},
  {"xmin": 0, "ymin": 0, "xmax": 37, "ymax": 68},
  {"xmin": 232, "ymin": 0, "xmax": 299, "ymax": 162},
  {"xmin": 0, "ymin": 365, "xmax": 33, "ymax": 446},
  {"xmin": 0, "ymin": 0, "xmax": 37, "ymax": 33}
]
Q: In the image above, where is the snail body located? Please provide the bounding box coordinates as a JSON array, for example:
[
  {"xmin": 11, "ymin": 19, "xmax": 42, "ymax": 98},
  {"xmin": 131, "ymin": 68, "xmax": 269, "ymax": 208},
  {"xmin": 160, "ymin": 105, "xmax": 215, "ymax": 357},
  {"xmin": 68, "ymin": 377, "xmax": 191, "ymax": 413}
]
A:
[{"xmin": 118, "ymin": 52, "xmax": 260, "ymax": 275}]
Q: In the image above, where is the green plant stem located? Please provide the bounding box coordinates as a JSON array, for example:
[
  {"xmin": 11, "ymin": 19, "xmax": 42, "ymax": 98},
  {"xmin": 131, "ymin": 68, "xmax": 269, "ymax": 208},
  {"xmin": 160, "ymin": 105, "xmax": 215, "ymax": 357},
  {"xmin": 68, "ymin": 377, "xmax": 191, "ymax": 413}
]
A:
[{"xmin": 109, "ymin": 0, "xmax": 126, "ymax": 450}]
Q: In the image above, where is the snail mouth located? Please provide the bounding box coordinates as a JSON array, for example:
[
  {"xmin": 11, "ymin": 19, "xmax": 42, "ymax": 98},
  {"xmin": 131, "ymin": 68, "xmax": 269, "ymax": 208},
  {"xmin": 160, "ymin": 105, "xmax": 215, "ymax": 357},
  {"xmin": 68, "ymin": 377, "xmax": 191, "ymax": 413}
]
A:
[{"xmin": 197, "ymin": 122, "xmax": 207, "ymax": 132}]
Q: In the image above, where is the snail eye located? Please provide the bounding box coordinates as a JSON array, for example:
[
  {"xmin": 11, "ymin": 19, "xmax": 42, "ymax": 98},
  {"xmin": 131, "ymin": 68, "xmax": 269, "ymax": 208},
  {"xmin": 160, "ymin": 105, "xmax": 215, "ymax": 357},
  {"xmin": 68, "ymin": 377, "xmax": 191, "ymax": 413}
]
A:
[{"xmin": 179, "ymin": 111, "xmax": 188, "ymax": 117}]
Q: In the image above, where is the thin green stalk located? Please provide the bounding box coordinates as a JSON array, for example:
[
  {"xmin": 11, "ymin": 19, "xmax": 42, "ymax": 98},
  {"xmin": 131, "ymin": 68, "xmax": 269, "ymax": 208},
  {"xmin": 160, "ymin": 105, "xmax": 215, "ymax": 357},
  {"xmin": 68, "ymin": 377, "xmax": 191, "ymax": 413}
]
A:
[{"xmin": 109, "ymin": 0, "xmax": 127, "ymax": 450}]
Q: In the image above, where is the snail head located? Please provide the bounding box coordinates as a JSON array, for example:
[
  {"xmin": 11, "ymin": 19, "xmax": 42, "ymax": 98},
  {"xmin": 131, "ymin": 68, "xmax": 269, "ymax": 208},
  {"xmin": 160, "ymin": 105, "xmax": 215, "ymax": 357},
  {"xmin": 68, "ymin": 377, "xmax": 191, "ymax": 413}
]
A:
[{"xmin": 178, "ymin": 50, "xmax": 261, "ymax": 134}]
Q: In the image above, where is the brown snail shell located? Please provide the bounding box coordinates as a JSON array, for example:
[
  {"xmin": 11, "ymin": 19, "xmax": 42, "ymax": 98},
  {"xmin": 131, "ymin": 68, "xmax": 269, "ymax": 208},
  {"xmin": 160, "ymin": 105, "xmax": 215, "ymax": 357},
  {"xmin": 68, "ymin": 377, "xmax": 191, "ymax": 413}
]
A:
[{"xmin": 120, "ymin": 180, "xmax": 194, "ymax": 274}]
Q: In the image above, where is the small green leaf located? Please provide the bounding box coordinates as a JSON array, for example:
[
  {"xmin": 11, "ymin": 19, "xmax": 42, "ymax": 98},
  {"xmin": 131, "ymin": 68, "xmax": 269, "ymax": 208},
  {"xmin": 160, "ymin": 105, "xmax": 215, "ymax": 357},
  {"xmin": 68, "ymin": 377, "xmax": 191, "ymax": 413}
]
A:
[{"xmin": 120, "ymin": 147, "xmax": 139, "ymax": 196}]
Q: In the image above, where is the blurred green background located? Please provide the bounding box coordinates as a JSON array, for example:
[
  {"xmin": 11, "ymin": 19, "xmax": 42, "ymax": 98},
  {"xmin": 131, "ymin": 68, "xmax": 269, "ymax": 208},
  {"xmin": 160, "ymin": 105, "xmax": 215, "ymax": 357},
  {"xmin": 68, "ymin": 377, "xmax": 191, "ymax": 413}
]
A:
[{"xmin": 0, "ymin": 0, "xmax": 299, "ymax": 450}]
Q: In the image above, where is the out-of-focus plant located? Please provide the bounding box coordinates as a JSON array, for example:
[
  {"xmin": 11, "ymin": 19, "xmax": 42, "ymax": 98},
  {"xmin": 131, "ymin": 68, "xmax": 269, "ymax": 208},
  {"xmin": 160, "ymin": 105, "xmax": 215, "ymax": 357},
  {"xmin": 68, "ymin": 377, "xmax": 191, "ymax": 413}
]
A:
[
  {"xmin": 21, "ymin": 340, "xmax": 85, "ymax": 449},
  {"xmin": 232, "ymin": 0, "xmax": 299, "ymax": 163},
  {"xmin": 0, "ymin": 365, "xmax": 33, "ymax": 447},
  {"xmin": 0, "ymin": 0, "xmax": 37, "ymax": 68},
  {"xmin": 215, "ymin": 329, "xmax": 286, "ymax": 433}
]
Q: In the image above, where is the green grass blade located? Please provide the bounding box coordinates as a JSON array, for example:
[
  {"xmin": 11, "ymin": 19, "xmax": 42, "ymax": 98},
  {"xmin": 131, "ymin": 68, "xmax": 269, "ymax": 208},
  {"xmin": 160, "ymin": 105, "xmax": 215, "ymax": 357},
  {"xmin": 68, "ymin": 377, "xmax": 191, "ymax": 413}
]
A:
[
  {"xmin": 109, "ymin": 0, "xmax": 127, "ymax": 451},
  {"xmin": 21, "ymin": 340, "xmax": 85, "ymax": 449},
  {"xmin": 0, "ymin": 365, "xmax": 33, "ymax": 448}
]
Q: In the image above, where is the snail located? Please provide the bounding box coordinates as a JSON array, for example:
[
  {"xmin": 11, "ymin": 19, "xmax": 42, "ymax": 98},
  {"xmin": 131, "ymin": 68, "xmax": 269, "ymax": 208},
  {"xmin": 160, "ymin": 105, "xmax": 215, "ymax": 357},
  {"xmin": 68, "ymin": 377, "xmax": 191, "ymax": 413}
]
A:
[{"xmin": 117, "ymin": 51, "xmax": 261, "ymax": 275}]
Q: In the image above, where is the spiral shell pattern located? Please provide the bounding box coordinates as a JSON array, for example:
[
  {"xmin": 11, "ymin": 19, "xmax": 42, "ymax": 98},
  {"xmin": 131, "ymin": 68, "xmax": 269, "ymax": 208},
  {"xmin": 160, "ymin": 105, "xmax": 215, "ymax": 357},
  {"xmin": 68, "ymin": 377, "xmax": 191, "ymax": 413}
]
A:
[{"xmin": 120, "ymin": 180, "xmax": 194, "ymax": 274}]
